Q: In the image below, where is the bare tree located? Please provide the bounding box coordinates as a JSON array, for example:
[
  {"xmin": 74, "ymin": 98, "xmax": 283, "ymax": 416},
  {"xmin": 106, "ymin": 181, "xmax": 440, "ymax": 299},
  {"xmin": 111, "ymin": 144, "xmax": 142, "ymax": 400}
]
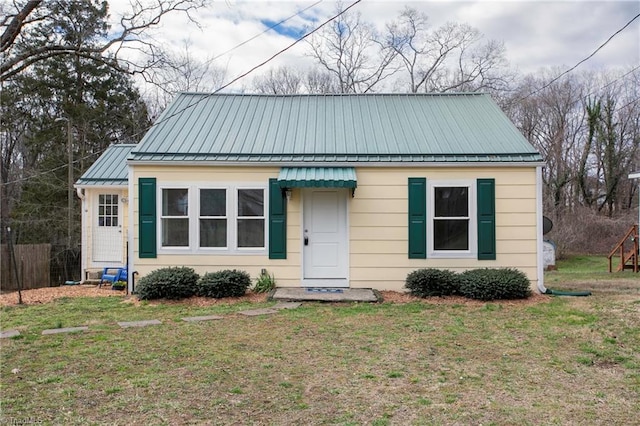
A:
[
  {"xmin": 384, "ymin": 7, "xmax": 512, "ymax": 93},
  {"xmin": 250, "ymin": 66, "xmax": 338, "ymax": 94},
  {"xmin": 304, "ymin": 68, "xmax": 339, "ymax": 94},
  {"xmin": 1, "ymin": 0, "xmax": 209, "ymax": 82},
  {"xmin": 306, "ymin": 6, "xmax": 398, "ymax": 93},
  {"xmin": 252, "ymin": 66, "xmax": 303, "ymax": 94},
  {"xmin": 507, "ymin": 72, "xmax": 586, "ymax": 217},
  {"xmin": 142, "ymin": 40, "xmax": 226, "ymax": 117}
]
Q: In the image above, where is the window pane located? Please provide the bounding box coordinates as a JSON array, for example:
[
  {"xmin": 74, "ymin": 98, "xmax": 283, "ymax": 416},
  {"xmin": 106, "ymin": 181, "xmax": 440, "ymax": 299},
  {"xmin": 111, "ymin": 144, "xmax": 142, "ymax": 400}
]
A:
[
  {"xmin": 163, "ymin": 189, "xmax": 188, "ymax": 216},
  {"xmin": 112, "ymin": 217, "xmax": 118, "ymax": 226},
  {"xmin": 200, "ymin": 189, "xmax": 226, "ymax": 216},
  {"xmin": 200, "ymin": 219, "xmax": 227, "ymax": 247},
  {"xmin": 99, "ymin": 206, "xmax": 104, "ymax": 216},
  {"xmin": 99, "ymin": 194, "xmax": 105, "ymax": 204},
  {"xmin": 162, "ymin": 218, "xmax": 189, "ymax": 246},
  {"xmin": 434, "ymin": 219, "xmax": 469, "ymax": 250},
  {"xmin": 435, "ymin": 187, "xmax": 468, "ymax": 217},
  {"xmin": 237, "ymin": 219, "xmax": 265, "ymax": 248},
  {"xmin": 238, "ymin": 189, "xmax": 264, "ymax": 216}
]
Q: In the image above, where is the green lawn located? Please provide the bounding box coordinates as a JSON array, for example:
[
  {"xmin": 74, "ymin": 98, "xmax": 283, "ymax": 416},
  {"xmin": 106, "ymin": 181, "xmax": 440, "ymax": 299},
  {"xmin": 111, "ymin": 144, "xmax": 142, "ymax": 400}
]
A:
[{"xmin": 1, "ymin": 257, "xmax": 639, "ymax": 425}]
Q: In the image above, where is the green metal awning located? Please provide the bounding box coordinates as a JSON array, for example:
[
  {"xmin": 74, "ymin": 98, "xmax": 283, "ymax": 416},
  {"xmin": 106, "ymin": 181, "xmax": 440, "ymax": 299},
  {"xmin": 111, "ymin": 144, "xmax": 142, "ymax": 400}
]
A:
[{"xmin": 277, "ymin": 167, "xmax": 357, "ymax": 188}]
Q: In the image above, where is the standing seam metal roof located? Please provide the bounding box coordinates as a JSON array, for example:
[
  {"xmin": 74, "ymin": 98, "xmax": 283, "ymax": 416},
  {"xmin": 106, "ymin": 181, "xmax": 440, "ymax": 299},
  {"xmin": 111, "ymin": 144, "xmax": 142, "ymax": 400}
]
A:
[
  {"xmin": 76, "ymin": 144, "xmax": 135, "ymax": 186},
  {"xmin": 131, "ymin": 93, "xmax": 543, "ymax": 163}
]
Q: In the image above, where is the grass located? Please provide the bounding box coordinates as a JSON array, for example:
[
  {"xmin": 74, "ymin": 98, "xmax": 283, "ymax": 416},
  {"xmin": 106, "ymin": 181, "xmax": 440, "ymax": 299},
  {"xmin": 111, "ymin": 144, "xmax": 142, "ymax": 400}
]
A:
[{"xmin": 1, "ymin": 256, "xmax": 639, "ymax": 425}]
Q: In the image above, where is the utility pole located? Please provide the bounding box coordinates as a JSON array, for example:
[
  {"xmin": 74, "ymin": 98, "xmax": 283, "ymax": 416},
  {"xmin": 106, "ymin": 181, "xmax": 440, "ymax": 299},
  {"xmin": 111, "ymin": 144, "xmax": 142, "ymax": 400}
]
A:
[{"xmin": 56, "ymin": 117, "xmax": 73, "ymax": 248}]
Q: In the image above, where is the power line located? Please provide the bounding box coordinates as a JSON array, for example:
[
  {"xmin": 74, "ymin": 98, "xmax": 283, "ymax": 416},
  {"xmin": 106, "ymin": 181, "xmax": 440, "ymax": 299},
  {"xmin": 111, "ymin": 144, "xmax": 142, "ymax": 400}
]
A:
[
  {"xmin": 4, "ymin": 0, "xmax": 361, "ymax": 186},
  {"xmin": 204, "ymin": 0, "xmax": 323, "ymax": 65},
  {"xmin": 520, "ymin": 12, "xmax": 640, "ymax": 101},
  {"xmin": 132, "ymin": 0, "xmax": 361, "ymax": 137},
  {"xmin": 615, "ymin": 96, "xmax": 640, "ymax": 112}
]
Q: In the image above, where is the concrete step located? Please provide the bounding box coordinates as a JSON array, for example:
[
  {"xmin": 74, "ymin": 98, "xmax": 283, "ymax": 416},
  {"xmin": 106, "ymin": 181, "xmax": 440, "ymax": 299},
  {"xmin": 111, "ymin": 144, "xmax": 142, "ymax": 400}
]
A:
[{"xmin": 270, "ymin": 287, "xmax": 379, "ymax": 303}]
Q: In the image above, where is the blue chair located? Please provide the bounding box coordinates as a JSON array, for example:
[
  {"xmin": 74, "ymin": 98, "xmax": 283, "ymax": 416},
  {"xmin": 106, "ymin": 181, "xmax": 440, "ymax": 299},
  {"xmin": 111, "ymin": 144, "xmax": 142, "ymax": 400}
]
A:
[{"xmin": 100, "ymin": 267, "xmax": 127, "ymax": 288}]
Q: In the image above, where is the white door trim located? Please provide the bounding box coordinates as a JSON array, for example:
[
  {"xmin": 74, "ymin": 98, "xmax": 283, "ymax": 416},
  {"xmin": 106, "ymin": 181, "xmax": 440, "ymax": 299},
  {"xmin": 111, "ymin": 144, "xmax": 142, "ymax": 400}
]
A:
[
  {"xmin": 301, "ymin": 188, "xmax": 349, "ymax": 287},
  {"xmin": 91, "ymin": 190, "xmax": 125, "ymax": 266}
]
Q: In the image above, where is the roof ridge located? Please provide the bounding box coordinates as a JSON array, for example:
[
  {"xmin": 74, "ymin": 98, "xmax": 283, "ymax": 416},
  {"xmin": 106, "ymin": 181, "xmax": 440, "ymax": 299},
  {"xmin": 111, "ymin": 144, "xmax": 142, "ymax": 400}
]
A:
[{"xmin": 177, "ymin": 92, "xmax": 486, "ymax": 97}]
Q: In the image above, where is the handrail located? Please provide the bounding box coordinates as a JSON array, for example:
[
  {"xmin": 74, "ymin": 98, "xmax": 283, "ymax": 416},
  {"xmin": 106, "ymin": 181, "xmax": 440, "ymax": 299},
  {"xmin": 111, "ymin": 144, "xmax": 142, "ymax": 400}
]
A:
[
  {"xmin": 608, "ymin": 224, "xmax": 638, "ymax": 272},
  {"xmin": 608, "ymin": 225, "xmax": 637, "ymax": 258}
]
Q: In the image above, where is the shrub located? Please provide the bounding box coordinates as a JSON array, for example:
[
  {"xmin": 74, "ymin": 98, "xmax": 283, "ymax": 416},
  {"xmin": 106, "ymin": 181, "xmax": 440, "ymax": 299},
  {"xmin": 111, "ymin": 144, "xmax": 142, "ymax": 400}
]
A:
[
  {"xmin": 111, "ymin": 280, "xmax": 126, "ymax": 291},
  {"xmin": 458, "ymin": 268, "xmax": 531, "ymax": 301},
  {"xmin": 136, "ymin": 267, "xmax": 199, "ymax": 300},
  {"xmin": 197, "ymin": 270, "xmax": 252, "ymax": 298},
  {"xmin": 405, "ymin": 268, "xmax": 460, "ymax": 297},
  {"xmin": 253, "ymin": 270, "xmax": 276, "ymax": 294}
]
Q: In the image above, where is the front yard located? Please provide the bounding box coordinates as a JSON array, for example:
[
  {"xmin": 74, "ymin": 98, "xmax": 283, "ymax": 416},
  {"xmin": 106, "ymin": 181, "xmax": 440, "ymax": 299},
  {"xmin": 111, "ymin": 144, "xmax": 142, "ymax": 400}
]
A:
[{"xmin": 1, "ymin": 257, "xmax": 638, "ymax": 425}]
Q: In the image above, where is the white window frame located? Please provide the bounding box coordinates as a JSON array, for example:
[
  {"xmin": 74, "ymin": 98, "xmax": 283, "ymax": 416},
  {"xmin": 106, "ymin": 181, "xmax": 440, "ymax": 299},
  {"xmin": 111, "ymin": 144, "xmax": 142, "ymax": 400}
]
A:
[
  {"xmin": 157, "ymin": 182, "xmax": 267, "ymax": 255},
  {"xmin": 235, "ymin": 187, "xmax": 267, "ymax": 251},
  {"xmin": 427, "ymin": 180, "xmax": 477, "ymax": 259},
  {"xmin": 98, "ymin": 193, "xmax": 119, "ymax": 227},
  {"xmin": 198, "ymin": 187, "xmax": 229, "ymax": 251},
  {"xmin": 160, "ymin": 186, "xmax": 190, "ymax": 249}
]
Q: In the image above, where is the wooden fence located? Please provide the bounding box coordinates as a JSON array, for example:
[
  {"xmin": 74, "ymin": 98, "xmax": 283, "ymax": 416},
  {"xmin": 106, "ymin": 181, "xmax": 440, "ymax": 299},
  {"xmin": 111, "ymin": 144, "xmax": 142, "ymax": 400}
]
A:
[{"xmin": 1, "ymin": 244, "xmax": 51, "ymax": 291}]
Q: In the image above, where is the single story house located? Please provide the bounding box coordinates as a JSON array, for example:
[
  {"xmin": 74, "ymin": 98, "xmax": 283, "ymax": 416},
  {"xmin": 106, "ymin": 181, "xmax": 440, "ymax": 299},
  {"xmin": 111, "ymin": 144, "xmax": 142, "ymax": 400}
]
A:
[{"xmin": 77, "ymin": 93, "xmax": 546, "ymax": 293}]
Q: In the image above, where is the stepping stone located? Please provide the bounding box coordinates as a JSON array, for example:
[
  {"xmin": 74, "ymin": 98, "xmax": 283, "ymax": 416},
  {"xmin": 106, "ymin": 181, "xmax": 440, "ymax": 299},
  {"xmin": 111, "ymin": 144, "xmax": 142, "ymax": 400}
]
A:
[
  {"xmin": 238, "ymin": 308, "xmax": 278, "ymax": 317},
  {"xmin": 42, "ymin": 326, "xmax": 88, "ymax": 335},
  {"xmin": 182, "ymin": 315, "xmax": 224, "ymax": 322},
  {"xmin": 118, "ymin": 319, "xmax": 162, "ymax": 328},
  {"xmin": 273, "ymin": 302, "xmax": 302, "ymax": 310},
  {"xmin": 1, "ymin": 330, "xmax": 20, "ymax": 339}
]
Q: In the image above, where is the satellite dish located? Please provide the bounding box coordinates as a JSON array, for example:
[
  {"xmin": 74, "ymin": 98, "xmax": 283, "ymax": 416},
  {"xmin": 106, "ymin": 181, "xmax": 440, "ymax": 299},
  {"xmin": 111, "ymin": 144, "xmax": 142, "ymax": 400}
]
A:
[{"xmin": 543, "ymin": 216, "xmax": 553, "ymax": 234}]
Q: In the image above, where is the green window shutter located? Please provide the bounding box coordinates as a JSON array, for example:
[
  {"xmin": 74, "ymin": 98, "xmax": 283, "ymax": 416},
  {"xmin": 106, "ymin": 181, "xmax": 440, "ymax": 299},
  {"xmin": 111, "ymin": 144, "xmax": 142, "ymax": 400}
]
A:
[
  {"xmin": 408, "ymin": 177, "xmax": 427, "ymax": 259},
  {"xmin": 138, "ymin": 178, "xmax": 157, "ymax": 258},
  {"xmin": 477, "ymin": 178, "xmax": 496, "ymax": 260},
  {"xmin": 269, "ymin": 178, "xmax": 287, "ymax": 259}
]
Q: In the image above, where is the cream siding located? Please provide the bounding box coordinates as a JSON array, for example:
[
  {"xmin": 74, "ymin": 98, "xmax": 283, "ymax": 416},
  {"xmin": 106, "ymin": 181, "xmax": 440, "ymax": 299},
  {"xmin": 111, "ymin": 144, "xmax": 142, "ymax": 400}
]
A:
[
  {"xmin": 349, "ymin": 167, "xmax": 539, "ymax": 291},
  {"xmin": 131, "ymin": 166, "xmax": 302, "ymax": 286},
  {"xmin": 130, "ymin": 165, "xmax": 539, "ymax": 292}
]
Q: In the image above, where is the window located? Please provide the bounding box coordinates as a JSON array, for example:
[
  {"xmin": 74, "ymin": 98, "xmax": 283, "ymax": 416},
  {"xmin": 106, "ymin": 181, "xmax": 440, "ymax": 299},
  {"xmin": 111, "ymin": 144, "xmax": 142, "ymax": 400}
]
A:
[
  {"xmin": 199, "ymin": 189, "xmax": 227, "ymax": 248},
  {"xmin": 98, "ymin": 194, "xmax": 118, "ymax": 226},
  {"xmin": 161, "ymin": 188, "xmax": 189, "ymax": 247},
  {"xmin": 158, "ymin": 184, "xmax": 266, "ymax": 253},
  {"xmin": 433, "ymin": 187, "xmax": 469, "ymax": 250},
  {"xmin": 427, "ymin": 181, "xmax": 476, "ymax": 258},
  {"xmin": 237, "ymin": 189, "xmax": 265, "ymax": 248}
]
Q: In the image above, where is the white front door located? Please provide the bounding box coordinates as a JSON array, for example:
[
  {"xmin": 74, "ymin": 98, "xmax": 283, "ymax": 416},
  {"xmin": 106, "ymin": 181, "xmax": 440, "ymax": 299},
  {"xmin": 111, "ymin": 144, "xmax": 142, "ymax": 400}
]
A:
[
  {"xmin": 303, "ymin": 188, "xmax": 349, "ymax": 286},
  {"xmin": 92, "ymin": 192, "xmax": 124, "ymax": 263}
]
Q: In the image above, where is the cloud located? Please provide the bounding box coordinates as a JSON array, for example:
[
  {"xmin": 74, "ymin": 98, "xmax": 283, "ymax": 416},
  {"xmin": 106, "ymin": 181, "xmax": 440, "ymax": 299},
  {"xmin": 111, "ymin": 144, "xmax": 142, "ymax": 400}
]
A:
[{"xmin": 108, "ymin": 0, "xmax": 640, "ymax": 91}]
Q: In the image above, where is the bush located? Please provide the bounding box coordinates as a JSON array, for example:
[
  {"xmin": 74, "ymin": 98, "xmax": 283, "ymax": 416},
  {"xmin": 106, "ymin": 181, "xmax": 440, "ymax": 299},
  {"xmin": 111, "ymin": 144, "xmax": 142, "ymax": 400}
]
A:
[
  {"xmin": 197, "ymin": 270, "xmax": 252, "ymax": 298},
  {"xmin": 405, "ymin": 268, "xmax": 460, "ymax": 297},
  {"xmin": 111, "ymin": 280, "xmax": 126, "ymax": 290},
  {"xmin": 253, "ymin": 270, "xmax": 276, "ymax": 294},
  {"xmin": 136, "ymin": 267, "xmax": 199, "ymax": 300},
  {"xmin": 458, "ymin": 268, "xmax": 531, "ymax": 301}
]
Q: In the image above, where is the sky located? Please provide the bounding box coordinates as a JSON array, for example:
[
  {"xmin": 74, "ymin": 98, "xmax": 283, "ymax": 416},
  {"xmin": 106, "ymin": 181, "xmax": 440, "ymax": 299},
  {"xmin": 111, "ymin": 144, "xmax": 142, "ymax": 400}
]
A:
[{"xmin": 108, "ymin": 0, "xmax": 640, "ymax": 91}]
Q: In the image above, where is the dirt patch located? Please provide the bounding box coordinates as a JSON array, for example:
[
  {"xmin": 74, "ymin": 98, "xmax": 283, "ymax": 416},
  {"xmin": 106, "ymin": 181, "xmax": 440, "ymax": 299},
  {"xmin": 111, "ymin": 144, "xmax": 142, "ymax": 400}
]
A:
[
  {"xmin": 0, "ymin": 285, "xmax": 270, "ymax": 307},
  {"xmin": 1, "ymin": 285, "xmax": 550, "ymax": 307},
  {"xmin": 0, "ymin": 285, "xmax": 126, "ymax": 306}
]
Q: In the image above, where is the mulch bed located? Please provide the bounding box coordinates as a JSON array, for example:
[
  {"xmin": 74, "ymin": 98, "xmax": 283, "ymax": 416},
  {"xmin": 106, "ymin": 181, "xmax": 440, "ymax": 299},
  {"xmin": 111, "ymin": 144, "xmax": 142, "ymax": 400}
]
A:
[{"xmin": 0, "ymin": 285, "xmax": 551, "ymax": 307}]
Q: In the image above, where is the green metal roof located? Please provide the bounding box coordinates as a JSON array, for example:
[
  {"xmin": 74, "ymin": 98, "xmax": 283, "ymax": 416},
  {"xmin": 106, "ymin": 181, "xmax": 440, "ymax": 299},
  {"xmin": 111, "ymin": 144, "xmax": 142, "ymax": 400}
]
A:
[
  {"xmin": 131, "ymin": 93, "xmax": 543, "ymax": 164},
  {"xmin": 278, "ymin": 167, "xmax": 357, "ymax": 188},
  {"xmin": 76, "ymin": 144, "xmax": 135, "ymax": 186}
]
